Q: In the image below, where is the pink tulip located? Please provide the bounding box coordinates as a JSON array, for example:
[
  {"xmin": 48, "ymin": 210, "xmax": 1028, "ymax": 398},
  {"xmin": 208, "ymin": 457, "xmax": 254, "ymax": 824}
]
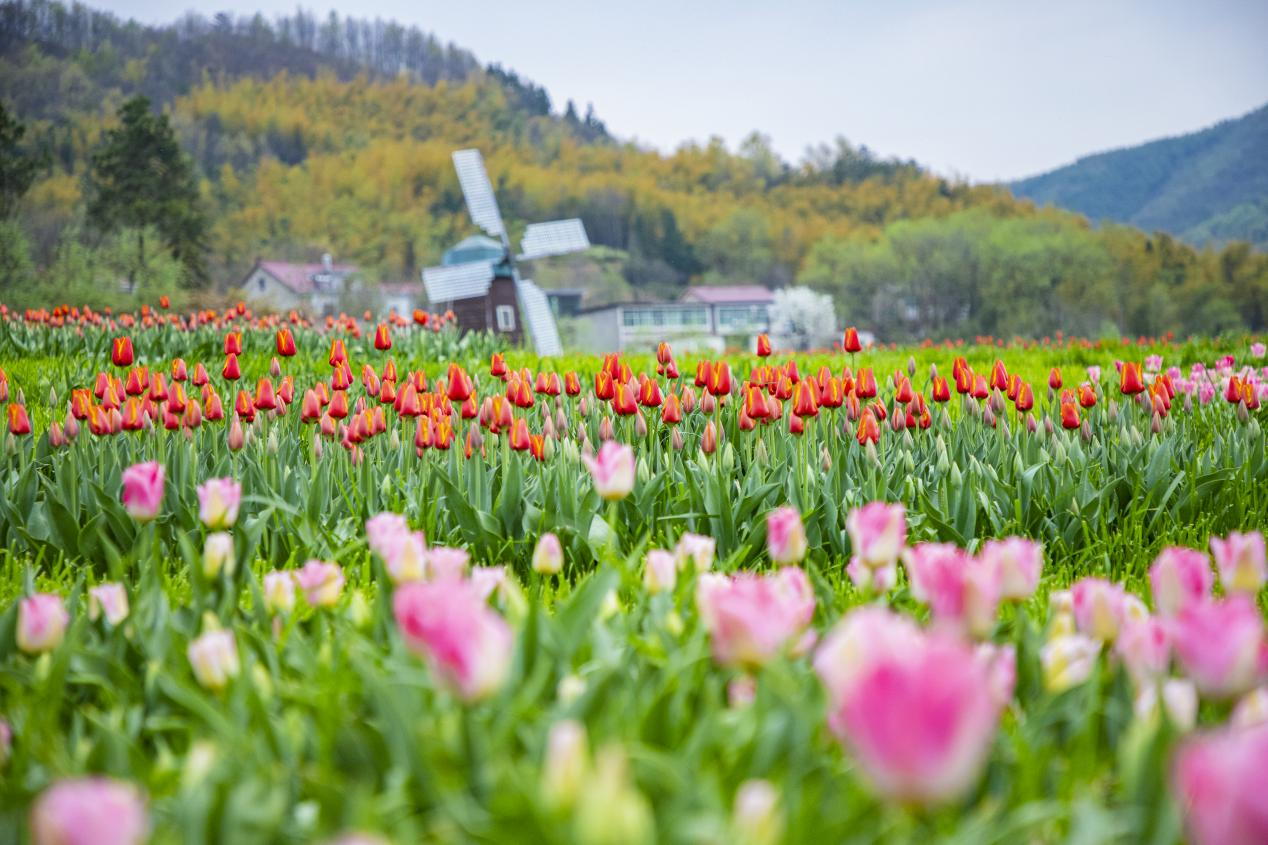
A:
[
  {"xmin": 88, "ymin": 583, "xmax": 129, "ymax": 626},
  {"xmin": 196, "ymin": 476, "xmax": 242, "ymax": 529},
  {"xmin": 1210, "ymin": 531, "xmax": 1267, "ymax": 594},
  {"xmin": 30, "ymin": 777, "xmax": 148, "ymax": 845},
  {"xmin": 393, "ymin": 577, "xmax": 513, "ymax": 701},
  {"xmin": 814, "ymin": 609, "xmax": 1007, "ymax": 805},
  {"xmin": 469, "ymin": 565, "xmax": 511, "ymax": 603},
  {"xmin": 765, "ymin": 506, "xmax": 807, "ymax": 565},
  {"xmin": 977, "ymin": 537, "xmax": 1043, "ymax": 601},
  {"xmin": 120, "ymin": 461, "xmax": 164, "ymax": 522},
  {"xmin": 1115, "ymin": 615, "xmax": 1170, "ymax": 684},
  {"xmin": 697, "ymin": 567, "xmax": 815, "ymax": 669},
  {"xmin": 1173, "ymin": 723, "xmax": 1268, "ymax": 845},
  {"xmin": 581, "ymin": 441, "xmax": 635, "ymax": 501},
  {"xmin": 1071, "ymin": 577, "xmax": 1128, "ymax": 642},
  {"xmin": 296, "ymin": 560, "xmax": 344, "ymax": 608},
  {"xmin": 187, "ymin": 629, "xmax": 239, "ymax": 690},
  {"xmin": 262, "ymin": 570, "xmax": 296, "ymax": 614},
  {"xmin": 845, "ymin": 502, "xmax": 906, "ymax": 568},
  {"xmin": 846, "ymin": 556, "xmax": 897, "ymax": 594},
  {"xmin": 903, "ymin": 543, "xmax": 1000, "ymax": 638},
  {"xmin": 426, "ymin": 546, "xmax": 470, "ymax": 581},
  {"xmin": 643, "ymin": 549, "xmax": 677, "ymax": 594},
  {"xmin": 17, "ymin": 593, "xmax": 69, "ymax": 654},
  {"xmin": 674, "ymin": 532, "xmax": 716, "ymax": 571},
  {"xmin": 365, "ymin": 512, "xmax": 410, "ymax": 557},
  {"xmin": 365, "ymin": 512, "xmax": 427, "ymax": 582},
  {"xmin": 532, "ymin": 532, "xmax": 564, "ymax": 575},
  {"xmin": 1149, "ymin": 547, "xmax": 1212, "ymax": 617},
  {"xmin": 1168, "ymin": 595, "xmax": 1265, "ymax": 698}
]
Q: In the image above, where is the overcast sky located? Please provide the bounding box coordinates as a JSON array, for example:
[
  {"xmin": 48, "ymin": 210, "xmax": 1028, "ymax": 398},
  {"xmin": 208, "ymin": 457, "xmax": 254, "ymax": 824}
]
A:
[{"xmin": 94, "ymin": 0, "xmax": 1268, "ymax": 182}]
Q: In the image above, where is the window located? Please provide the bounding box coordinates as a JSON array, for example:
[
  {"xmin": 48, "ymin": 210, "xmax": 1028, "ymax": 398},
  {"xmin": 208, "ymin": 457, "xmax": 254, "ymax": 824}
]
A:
[
  {"xmin": 496, "ymin": 305, "xmax": 516, "ymax": 332},
  {"xmin": 258, "ymin": 277, "xmax": 266, "ymax": 292}
]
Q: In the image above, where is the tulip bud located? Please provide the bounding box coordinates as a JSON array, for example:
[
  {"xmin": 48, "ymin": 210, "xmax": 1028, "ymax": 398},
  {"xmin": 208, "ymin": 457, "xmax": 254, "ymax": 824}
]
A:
[
  {"xmin": 821, "ymin": 446, "xmax": 832, "ymax": 473},
  {"xmin": 203, "ymin": 532, "xmax": 235, "ymax": 578},
  {"xmin": 269, "ymin": 357, "xmax": 282, "ymax": 378},
  {"xmin": 907, "ymin": 356, "xmax": 916, "ymax": 377},
  {"xmin": 533, "ymin": 532, "xmax": 564, "ymax": 575},
  {"xmin": 542, "ymin": 720, "xmax": 589, "ymax": 810},
  {"xmin": 732, "ymin": 780, "xmax": 783, "ymax": 845},
  {"xmin": 17, "ymin": 593, "xmax": 69, "ymax": 654},
  {"xmin": 188, "ymin": 629, "xmax": 240, "ymax": 691},
  {"xmin": 228, "ymin": 417, "xmax": 245, "ymax": 451},
  {"xmin": 346, "ymin": 590, "xmax": 373, "ymax": 630},
  {"xmin": 263, "ymin": 570, "xmax": 296, "ymax": 615},
  {"xmin": 671, "ymin": 428, "xmax": 684, "ymax": 451}
]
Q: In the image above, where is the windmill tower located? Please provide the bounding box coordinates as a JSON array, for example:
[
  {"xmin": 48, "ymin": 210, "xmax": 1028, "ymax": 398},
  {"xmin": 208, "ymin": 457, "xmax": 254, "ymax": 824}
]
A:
[{"xmin": 421, "ymin": 149, "xmax": 590, "ymax": 357}]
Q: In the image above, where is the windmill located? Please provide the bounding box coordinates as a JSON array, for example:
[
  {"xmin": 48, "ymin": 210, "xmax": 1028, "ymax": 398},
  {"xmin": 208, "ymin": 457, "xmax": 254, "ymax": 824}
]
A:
[{"xmin": 421, "ymin": 149, "xmax": 590, "ymax": 357}]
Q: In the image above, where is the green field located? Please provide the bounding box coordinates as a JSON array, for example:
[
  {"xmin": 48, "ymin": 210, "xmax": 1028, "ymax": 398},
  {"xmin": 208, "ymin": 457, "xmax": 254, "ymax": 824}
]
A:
[{"xmin": 0, "ymin": 316, "xmax": 1266, "ymax": 844}]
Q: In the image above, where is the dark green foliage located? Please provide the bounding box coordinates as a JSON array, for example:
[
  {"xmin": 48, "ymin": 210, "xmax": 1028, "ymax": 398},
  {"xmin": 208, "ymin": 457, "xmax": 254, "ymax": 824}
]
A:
[
  {"xmin": 0, "ymin": 99, "xmax": 42, "ymax": 217},
  {"xmin": 85, "ymin": 96, "xmax": 208, "ymax": 286}
]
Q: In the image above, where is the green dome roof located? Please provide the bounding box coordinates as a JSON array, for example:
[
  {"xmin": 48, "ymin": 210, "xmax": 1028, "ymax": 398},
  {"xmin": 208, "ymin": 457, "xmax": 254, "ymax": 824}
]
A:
[{"xmin": 442, "ymin": 235, "xmax": 505, "ymax": 267}]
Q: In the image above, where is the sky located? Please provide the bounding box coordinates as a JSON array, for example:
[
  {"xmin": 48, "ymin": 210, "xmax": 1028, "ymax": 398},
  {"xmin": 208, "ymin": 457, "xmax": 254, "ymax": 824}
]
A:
[{"xmin": 93, "ymin": 0, "xmax": 1268, "ymax": 182}]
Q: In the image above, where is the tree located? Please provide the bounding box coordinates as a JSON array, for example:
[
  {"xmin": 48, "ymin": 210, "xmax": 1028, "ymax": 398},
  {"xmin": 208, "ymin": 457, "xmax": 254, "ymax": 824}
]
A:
[
  {"xmin": 770, "ymin": 287, "xmax": 837, "ymax": 350},
  {"xmin": 86, "ymin": 96, "xmax": 209, "ymax": 286},
  {"xmin": 0, "ymin": 101, "xmax": 43, "ymax": 218}
]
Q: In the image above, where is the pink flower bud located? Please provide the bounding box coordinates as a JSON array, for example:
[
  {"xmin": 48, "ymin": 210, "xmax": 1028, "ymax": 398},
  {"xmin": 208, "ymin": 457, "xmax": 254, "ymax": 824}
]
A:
[
  {"xmin": 17, "ymin": 593, "xmax": 68, "ymax": 654},
  {"xmin": 30, "ymin": 777, "xmax": 148, "ymax": 845},
  {"xmin": 120, "ymin": 460, "xmax": 164, "ymax": 522}
]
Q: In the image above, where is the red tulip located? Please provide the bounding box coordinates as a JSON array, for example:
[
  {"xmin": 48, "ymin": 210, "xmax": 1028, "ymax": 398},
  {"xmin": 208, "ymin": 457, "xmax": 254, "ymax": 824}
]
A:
[
  {"xmin": 701, "ymin": 420, "xmax": 718, "ymax": 454},
  {"xmin": 1078, "ymin": 383, "xmax": 1097, "ymax": 408},
  {"xmin": 1016, "ymin": 383, "xmax": 1035, "ymax": 413},
  {"xmin": 111, "ymin": 337, "xmax": 134, "ymax": 367},
  {"xmin": 490, "ymin": 353, "xmax": 508, "ymax": 378},
  {"xmin": 1060, "ymin": 401, "xmax": 1081, "ymax": 429},
  {"xmin": 793, "ymin": 380, "xmax": 819, "ymax": 418},
  {"xmin": 856, "ymin": 408, "xmax": 880, "ymax": 445},
  {"xmin": 224, "ymin": 331, "xmax": 243, "ymax": 355},
  {"xmin": 254, "ymin": 378, "xmax": 277, "ymax": 411},
  {"xmin": 564, "ymin": 371, "xmax": 581, "ymax": 396},
  {"xmin": 708, "ymin": 361, "xmax": 732, "ymax": 397},
  {"xmin": 661, "ymin": 394, "xmax": 682, "ymax": 424},
  {"xmin": 374, "ymin": 323, "xmax": 392, "ymax": 351},
  {"xmin": 171, "ymin": 358, "xmax": 188, "ymax": 382},
  {"xmin": 843, "ymin": 327, "xmax": 862, "ymax": 353},
  {"xmin": 638, "ymin": 378, "xmax": 663, "ymax": 408},
  {"xmin": 756, "ymin": 333, "xmax": 772, "ymax": 357},
  {"xmin": 222, "ymin": 354, "xmax": 241, "ymax": 381},
  {"xmin": 1048, "ymin": 368, "xmax": 1062, "ymax": 390},
  {"xmin": 276, "ymin": 328, "xmax": 297, "ymax": 357},
  {"xmin": 1120, "ymin": 362, "xmax": 1145, "ymax": 396},
  {"xmin": 328, "ymin": 338, "xmax": 348, "ymax": 366},
  {"xmin": 855, "ymin": 368, "xmax": 878, "ymax": 399},
  {"xmin": 192, "ymin": 362, "xmax": 209, "ymax": 387},
  {"xmin": 301, "ymin": 389, "xmax": 323, "ymax": 423},
  {"xmin": 788, "ymin": 413, "xmax": 805, "ymax": 435},
  {"xmin": 932, "ymin": 376, "xmax": 951, "ymax": 403},
  {"xmin": 613, "ymin": 381, "xmax": 638, "ymax": 416},
  {"xmin": 7, "ymin": 403, "xmax": 31, "ymax": 435}
]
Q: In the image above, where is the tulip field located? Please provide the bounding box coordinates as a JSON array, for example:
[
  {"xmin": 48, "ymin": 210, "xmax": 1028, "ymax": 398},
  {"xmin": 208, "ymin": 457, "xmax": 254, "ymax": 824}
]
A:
[{"xmin": 0, "ymin": 305, "xmax": 1267, "ymax": 844}]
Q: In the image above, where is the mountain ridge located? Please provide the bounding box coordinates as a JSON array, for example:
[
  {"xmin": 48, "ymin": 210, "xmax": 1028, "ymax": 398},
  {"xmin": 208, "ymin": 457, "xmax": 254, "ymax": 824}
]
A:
[{"xmin": 1010, "ymin": 103, "xmax": 1268, "ymax": 249}]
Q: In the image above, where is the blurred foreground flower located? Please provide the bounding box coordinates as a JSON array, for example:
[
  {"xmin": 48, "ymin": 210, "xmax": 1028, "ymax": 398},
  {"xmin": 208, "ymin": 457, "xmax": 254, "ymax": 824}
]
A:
[
  {"xmin": 121, "ymin": 461, "xmax": 164, "ymax": 522},
  {"xmin": 187, "ymin": 629, "xmax": 239, "ymax": 691},
  {"xmin": 17, "ymin": 593, "xmax": 68, "ymax": 655},
  {"xmin": 697, "ymin": 568, "xmax": 814, "ymax": 669},
  {"xmin": 196, "ymin": 477, "xmax": 242, "ymax": 529},
  {"xmin": 765, "ymin": 507, "xmax": 807, "ymax": 565},
  {"xmin": 88, "ymin": 583, "xmax": 129, "ymax": 626},
  {"xmin": 393, "ymin": 577, "xmax": 512, "ymax": 702},
  {"xmin": 31, "ymin": 777, "xmax": 148, "ymax": 845},
  {"xmin": 582, "ymin": 441, "xmax": 635, "ymax": 501},
  {"xmin": 814, "ymin": 608, "xmax": 1009, "ymax": 805},
  {"xmin": 1173, "ymin": 723, "xmax": 1268, "ymax": 845}
]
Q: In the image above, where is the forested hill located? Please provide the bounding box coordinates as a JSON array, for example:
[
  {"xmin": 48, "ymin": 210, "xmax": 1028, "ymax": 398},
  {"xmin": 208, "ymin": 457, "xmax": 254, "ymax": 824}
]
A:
[
  {"xmin": 3, "ymin": 0, "xmax": 1268, "ymax": 341},
  {"xmin": 1011, "ymin": 104, "xmax": 1268, "ymax": 250}
]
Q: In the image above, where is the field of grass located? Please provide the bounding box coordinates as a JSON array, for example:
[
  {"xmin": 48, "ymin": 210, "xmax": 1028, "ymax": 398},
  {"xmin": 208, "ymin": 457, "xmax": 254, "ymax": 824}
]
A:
[{"xmin": 0, "ymin": 309, "xmax": 1265, "ymax": 844}]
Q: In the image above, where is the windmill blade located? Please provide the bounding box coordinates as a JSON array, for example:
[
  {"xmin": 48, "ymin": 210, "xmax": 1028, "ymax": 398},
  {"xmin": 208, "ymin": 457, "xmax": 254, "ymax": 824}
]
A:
[
  {"xmin": 422, "ymin": 261, "xmax": 496, "ymax": 304},
  {"xmin": 516, "ymin": 278, "xmax": 563, "ymax": 357},
  {"xmin": 519, "ymin": 219, "xmax": 590, "ymax": 260},
  {"xmin": 452, "ymin": 149, "xmax": 506, "ymax": 240}
]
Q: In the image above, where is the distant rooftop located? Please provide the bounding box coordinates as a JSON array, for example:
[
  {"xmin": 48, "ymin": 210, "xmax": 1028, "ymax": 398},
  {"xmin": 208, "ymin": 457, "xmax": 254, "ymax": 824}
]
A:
[
  {"xmin": 256, "ymin": 260, "xmax": 357, "ymax": 294},
  {"xmin": 443, "ymin": 234, "xmax": 505, "ymax": 267},
  {"xmin": 681, "ymin": 285, "xmax": 775, "ymax": 304}
]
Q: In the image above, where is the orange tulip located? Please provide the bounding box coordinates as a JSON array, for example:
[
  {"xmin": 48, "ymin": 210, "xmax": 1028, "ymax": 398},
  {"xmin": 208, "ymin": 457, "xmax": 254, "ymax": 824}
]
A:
[
  {"xmin": 7, "ymin": 403, "xmax": 31, "ymax": 435},
  {"xmin": 111, "ymin": 337, "xmax": 134, "ymax": 367},
  {"xmin": 856, "ymin": 408, "xmax": 880, "ymax": 445},
  {"xmin": 700, "ymin": 420, "xmax": 718, "ymax": 454},
  {"xmin": 1060, "ymin": 401, "xmax": 1080, "ymax": 430},
  {"xmin": 276, "ymin": 328, "xmax": 297, "ymax": 357},
  {"xmin": 1120, "ymin": 362, "xmax": 1145, "ymax": 396}
]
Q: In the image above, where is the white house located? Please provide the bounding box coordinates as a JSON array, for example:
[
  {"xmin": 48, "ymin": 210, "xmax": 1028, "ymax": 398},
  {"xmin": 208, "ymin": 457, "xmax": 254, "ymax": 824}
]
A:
[
  {"xmin": 575, "ymin": 285, "xmax": 775, "ymax": 353},
  {"xmin": 241, "ymin": 256, "xmax": 423, "ymax": 317}
]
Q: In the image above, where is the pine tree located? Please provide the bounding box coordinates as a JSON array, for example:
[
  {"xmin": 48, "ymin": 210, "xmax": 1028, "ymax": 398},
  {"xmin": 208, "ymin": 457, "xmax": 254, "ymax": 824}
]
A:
[
  {"xmin": 0, "ymin": 101, "xmax": 43, "ymax": 219},
  {"xmin": 86, "ymin": 96, "xmax": 209, "ymax": 286}
]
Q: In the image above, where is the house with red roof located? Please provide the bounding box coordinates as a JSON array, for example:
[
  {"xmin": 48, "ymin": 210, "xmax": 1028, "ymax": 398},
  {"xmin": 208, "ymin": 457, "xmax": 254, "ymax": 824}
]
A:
[{"xmin": 241, "ymin": 256, "xmax": 423, "ymax": 317}]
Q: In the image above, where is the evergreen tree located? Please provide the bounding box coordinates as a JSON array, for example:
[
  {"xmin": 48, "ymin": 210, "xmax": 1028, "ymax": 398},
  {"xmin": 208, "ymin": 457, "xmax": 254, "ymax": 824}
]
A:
[
  {"xmin": 0, "ymin": 101, "xmax": 43, "ymax": 219},
  {"xmin": 86, "ymin": 96, "xmax": 209, "ymax": 286}
]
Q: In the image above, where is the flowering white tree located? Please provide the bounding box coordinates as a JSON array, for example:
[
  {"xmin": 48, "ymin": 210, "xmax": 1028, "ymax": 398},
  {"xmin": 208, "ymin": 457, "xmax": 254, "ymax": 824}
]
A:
[{"xmin": 769, "ymin": 287, "xmax": 837, "ymax": 350}]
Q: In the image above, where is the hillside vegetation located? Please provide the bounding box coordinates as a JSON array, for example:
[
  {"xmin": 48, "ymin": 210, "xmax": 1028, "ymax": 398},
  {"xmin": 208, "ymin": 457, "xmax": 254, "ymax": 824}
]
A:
[
  {"xmin": 1012, "ymin": 104, "xmax": 1268, "ymax": 250},
  {"xmin": 2, "ymin": 0, "xmax": 1267, "ymax": 341}
]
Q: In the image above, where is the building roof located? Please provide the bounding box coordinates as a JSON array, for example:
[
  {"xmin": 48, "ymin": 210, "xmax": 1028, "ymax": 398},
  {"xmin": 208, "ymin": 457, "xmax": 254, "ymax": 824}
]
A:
[
  {"xmin": 255, "ymin": 260, "xmax": 357, "ymax": 294},
  {"xmin": 577, "ymin": 300, "xmax": 704, "ymax": 316},
  {"xmin": 443, "ymin": 235, "xmax": 505, "ymax": 267},
  {"xmin": 681, "ymin": 285, "xmax": 775, "ymax": 305}
]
